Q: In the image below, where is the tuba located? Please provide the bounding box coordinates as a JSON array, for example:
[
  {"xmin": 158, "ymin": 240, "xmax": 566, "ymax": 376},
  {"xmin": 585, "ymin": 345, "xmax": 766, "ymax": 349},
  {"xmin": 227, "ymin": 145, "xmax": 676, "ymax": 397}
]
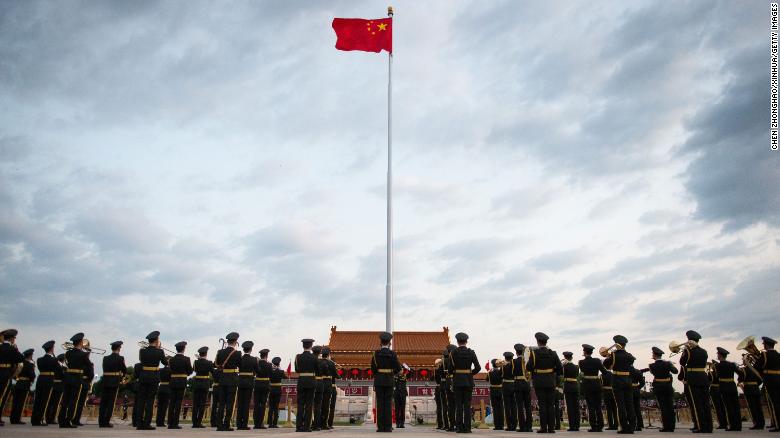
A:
[
  {"xmin": 599, "ymin": 343, "xmax": 622, "ymax": 358},
  {"xmin": 737, "ymin": 336, "xmax": 762, "ymax": 376}
]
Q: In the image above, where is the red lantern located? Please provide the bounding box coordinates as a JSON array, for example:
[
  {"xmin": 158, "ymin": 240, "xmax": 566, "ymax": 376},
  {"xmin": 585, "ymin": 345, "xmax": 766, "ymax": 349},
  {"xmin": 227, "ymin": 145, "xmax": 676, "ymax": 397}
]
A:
[
  {"xmin": 420, "ymin": 369, "xmax": 428, "ymax": 377},
  {"xmin": 351, "ymin": 369, "xmax": 359, "ymax": 376},
  {"xmin": 338, "ymin": 369, "xmax": 344, "ymax": 376},
  {"xmin": 367, "ymin": 369, "xmax": 373, "ymax": 377}
]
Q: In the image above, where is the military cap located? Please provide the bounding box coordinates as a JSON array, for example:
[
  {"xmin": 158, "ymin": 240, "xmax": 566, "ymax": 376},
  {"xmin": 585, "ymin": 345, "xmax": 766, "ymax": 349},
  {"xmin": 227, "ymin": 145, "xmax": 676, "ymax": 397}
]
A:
[
  {"xmin": 685, "ymin": 330, "xmax": 701, "ymax": 341},
  {"xmin": 716, "ymin": 347, "xmax": 729, "ymax": 356},
  {"xmin": 70, "ymin": 332, "xmax": 85, "ymax": 343},
  {"xmin": 514, "ymin": 343, "xmax": 526, "ymax": 353},
  {"xmin": 534, "ymin": 332, "xmax": 549, "ymax": 342},
  {"xmin": 272, "ymin": 357, "xmax": 281, "ymax": 366},
  {"xmin": 146, "ymin": 331, "xmax": 160, "ymax": 341},
  {"xmin": 490, "ymin": 359, "xmax": 498, "ymax": 368},
  {"xmin": 241, "ymin": 341, "xmax": 254, "ymax": 350},
  {"xmin": 379, "ymin": 332, "xmax": 393, "ymax": 343},
  {"xmin": 651, "ymin": 346, "xmax": 664, "ymax": 356},
  {"xmin": 57, "ymin": 353, "xmax": 66, "ymax": 361},
  {"xmin": 613, "ymin": 335, "xmax": 628, "ymax": 346},
  {"xmin": 562, "ymin": 351, "xmax": 573, "ymax": 359},
  {"xmin": 301, "ymin": 338, "xmax": 314, "ymax": 344},
  {"xmin": 226, "ymin": 332, "xmax": 239, "ymax": 341},
  {"xmin": 197, "ymin": 346, "xmax": 209, "ymax": 355},
  {"xmin": 762, "ymin": 336, "xmax": 777, "ymax": 347},
  {"xmin": 42, "ymin": 340, "xmax": 55, "ymax": 351},
  {"xmin": 2, "ymin": 329, "xmax": 18, "ymax": 338},
  {"xmin": 23, "ymin": 348, "xmax": 34, "ymax": 357},
  {"xmin": 175, "ymin": 341, "xmax": 187, "ymax": 349},
  {"xmin": 582, "ymin": 344, "xmax": 595, "ymax": 353},
  {"xmin": 312, "ymin": 345, "xmax": 322, "ymax": 354},
  {"xmin": 260, "ymin": 348, "xmax": 270, "ymax": 356},
  {"xmin": 455, "ymin": 332, "xmax": 469, "ymax": 343},
  {"xmin": 110, "ymin": 341, "xmax": 123, "ymax": 349},
  {"xmin": 320, "ymin": 347, "xmax": 329, "ymax": 356},
  {"xmin": 503, "ymin": 351, "xmax": 514, "ymax": 359}
]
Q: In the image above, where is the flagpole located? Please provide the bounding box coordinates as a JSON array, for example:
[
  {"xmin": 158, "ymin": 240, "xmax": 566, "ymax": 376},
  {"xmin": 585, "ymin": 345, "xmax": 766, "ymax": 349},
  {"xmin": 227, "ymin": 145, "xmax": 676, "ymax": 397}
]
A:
[{"xmin": 385, "ymin": 5, "xmax": 394, "ymax": 335}]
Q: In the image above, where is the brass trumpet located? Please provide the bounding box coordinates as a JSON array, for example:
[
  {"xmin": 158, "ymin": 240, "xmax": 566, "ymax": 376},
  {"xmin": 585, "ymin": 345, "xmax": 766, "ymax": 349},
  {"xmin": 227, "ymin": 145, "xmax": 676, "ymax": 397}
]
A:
[
  {"xmin": 599, "ymin": 343, "xmax": 622, "ymax": 358},
  {"xmin": 137, "ymin": 340, "xmax": 176, "ymax": 355}
]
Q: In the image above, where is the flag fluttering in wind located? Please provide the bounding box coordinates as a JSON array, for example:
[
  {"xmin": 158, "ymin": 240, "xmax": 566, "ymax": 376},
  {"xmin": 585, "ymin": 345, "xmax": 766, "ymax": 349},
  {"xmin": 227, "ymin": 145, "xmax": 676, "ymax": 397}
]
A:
[{"xmin": 332, "ymin": 18, "xmax": 393, "ymax": 53}]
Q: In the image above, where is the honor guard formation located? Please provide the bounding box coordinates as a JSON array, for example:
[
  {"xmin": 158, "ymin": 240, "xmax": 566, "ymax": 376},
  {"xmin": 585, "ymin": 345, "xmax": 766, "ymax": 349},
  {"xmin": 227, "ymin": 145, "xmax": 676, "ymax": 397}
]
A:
[{"xmin": 0, "ymin": 328, "xmax": 779, "ymax": 434}]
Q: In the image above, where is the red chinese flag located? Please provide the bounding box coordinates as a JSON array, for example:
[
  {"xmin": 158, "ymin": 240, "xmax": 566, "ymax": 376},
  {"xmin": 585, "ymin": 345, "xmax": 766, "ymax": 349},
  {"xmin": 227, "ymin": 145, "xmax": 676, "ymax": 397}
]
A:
[
  {"xmin": 485, "ymin": 361, "xmax": 490, "ymax": 371},
  {"xmin": 286, "ymin": 361, "xmax": 292, "ymax": 378},
  {"xmin": 332, "ymin": 18, "xmax": 392, "ymax": 53}
]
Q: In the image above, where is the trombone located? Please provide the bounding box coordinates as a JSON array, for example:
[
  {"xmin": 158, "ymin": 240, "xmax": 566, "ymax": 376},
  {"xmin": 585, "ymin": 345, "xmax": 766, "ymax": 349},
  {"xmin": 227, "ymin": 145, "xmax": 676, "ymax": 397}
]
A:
[
  {"xmin": 62, "ymin": 339, "xmax": 106, "ymax": 355},
  {"xmin": 137, "ymin": 341, "xmax": 176, "ymax": 355}
]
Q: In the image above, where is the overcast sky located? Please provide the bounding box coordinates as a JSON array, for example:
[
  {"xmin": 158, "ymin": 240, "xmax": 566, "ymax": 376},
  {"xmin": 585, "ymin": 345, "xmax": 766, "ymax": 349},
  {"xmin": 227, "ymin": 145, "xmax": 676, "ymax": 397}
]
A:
[{"xmin": 1, "ymin": 0, "xmax": 777, "ymax": 375}]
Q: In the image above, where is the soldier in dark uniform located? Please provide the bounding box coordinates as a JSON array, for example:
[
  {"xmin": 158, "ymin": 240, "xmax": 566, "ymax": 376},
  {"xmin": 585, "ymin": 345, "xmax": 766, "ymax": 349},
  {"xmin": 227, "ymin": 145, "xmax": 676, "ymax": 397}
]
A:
[
  {"xmin": 561, "ymin": 351, "xmax": 580, "ymax": 431},
  {"xmin": 739, "ymin": 358, "xmax": 764, "ymax": 430},
  {"xmin": 98, "ymin": 341, "xmax": 126, "ymax": 427},
  {"xmin": 254, "ymin": 348, "xmax": 271, "ymax": 429},
  {"xmin": 191, "ymin": 346, "xmax": 213, "ymax": 428},
  {"xmin": 73, "ymin": 350, "xmax": 94, "ymax": 426},
  {"xmin": 311, "ymin": 345, "xmax": 325, "ymax": 431},
  {"xmin": 579, "ymin": 344, "xmax": 606, "ymax": 432},
  {"xmin": 438, "ymin": 352, "xmax": 453, "ymax": 431},
  {"xmin": 210, "ymin": 362, "xmax": 221, "ymax": 428},
  {"xmin": 486, "ymin": 358, "xmax": 504, "ymax": 431},
  {"xmin": 513, "ymin": 343, "xmax": 533, "ymax": 432},
  {"xmin": 602, "ymin": 334, "xmax": 635, "ymax": 434},
  {"xmin": 678, "ymin": 330, "xmax": 712, "ymax": 433},
  {"xmin": 602, "ymin": 369, "xmax": 617, "ymax": 430},
  {"xmin": 754, "ymin": 336, "xmax": 780, "ymax": 432},
  {"xmin": 714, "ymin": 347, "xmax": 742, "ymax": 431},
  {"xmin": 448, "ymin": 332, "xmax": 480, "ymax": 433},
  {"xmin": 648, "ymin": 346, "xmax": 677, "ymax": 432},
  {"xmin": 445, "ymin": 344, "xmax": 457, "ymax": 431},
  {"xmin": 628, "ymin": 356, "xmax": 643, "ymax": 431},
  {"xmin": 322, "ymin": 347, "xmax": 338, "ymax": 430},
  {"xmin": 168, "ymin": 341, "xmax": 193, "ymax": 429},
  {"xmin": 394, "ymin": 363, "xmax": 409, "ymax": 428},
  {"xmin": 295, "ymin": 338, "xmax": 318, "ymax": 432},
  {"xmin": 58, "ymin": 332, "xmax": 91, "ymax": 428},
  {"xmin": 708, "ymin": 358, "xmax": 727, "ymax": 430},
  {"xmin": 136, "ymin": 330, "xmax": 167, "ymax": 430},
  {"xmin": 214, "ymin": 332, "xmax": 241, "ymax": 431},
  {"xmin": 10, "ymin": 348, "xmax": 35, "ymax": 424},
  {"xmin": 47, "ymin": 353, "xmax": 66, "ymax": 426},
  {"xmin": 235, "ymin": 340, "xmax": 256, "ymax": 430},
  {"xmin": 268, "ymin": 356, "xmax": 284, "ymax": 428},
  {"xmin": 371, "ymin": 331, "xmax": 402, "ymax": 432},
  {"xmin": 434, "ymin": 358, "xmax": 445, "ymax": 429},
  {"xmin": 155, "ymin": 356, "xmax": 171, "ymax": 427},
  {"xmin": 0, "ymin": 329, "xmax": 24, "ymax": 427},
  {"xmin": 500, "ymin": 352, "xmax": 516, "ymax": 431},
  {"xmin": 130, "ymin": 362, "xmax": 142, "ymax": 427},
  {"xmin": 526, "ymin": 332, "xmax": 562, "ymax": 433},
  {"xmin": 31, "ymin": 341, "xmax": 58, "ymax": 426}
]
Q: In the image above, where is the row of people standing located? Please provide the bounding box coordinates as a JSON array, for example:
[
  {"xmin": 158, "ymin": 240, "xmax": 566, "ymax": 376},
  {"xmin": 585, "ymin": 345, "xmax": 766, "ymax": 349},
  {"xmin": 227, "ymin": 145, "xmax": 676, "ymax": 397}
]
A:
[{"xmin": 292, "ymin": 338, "xmax": 339, "ymax": 432}]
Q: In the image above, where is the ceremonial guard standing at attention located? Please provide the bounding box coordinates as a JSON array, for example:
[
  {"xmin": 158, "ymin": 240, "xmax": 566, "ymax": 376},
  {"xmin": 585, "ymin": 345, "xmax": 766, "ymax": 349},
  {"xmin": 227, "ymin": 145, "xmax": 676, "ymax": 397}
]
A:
[
  {"xmin": 513, "ymin": 343, "xmax": 533, "ymax": 432},
  {"xmin": 31, "ymin": 340, "xmax": 59, "ymax": 426},
  {"xmin": 73, "ymin": 350, "xmax": 94, "ymax": 426},
  {"xmin": 754, "ymin": 336, "xmax": 780, "ymax": 432},
  {"xmin": 648, "ymin": 346, "xmax": 677, "ymax": 432},
  {"xmin": 526, "ymin": 332, "xmax": 562, "ymax": 433},
  {"xmin": 501, "ymin": 351, "xmax": 516, "ymax": 431},
  {"xmin": 579, "ymin": 344, "xmax": 606, "ymax": 432},
  {"xmin": 394, "ymin": 364, "xmax": 409, "ymax": 428},
  {"xmin": 59, "ymin": 332, "xmax": 91, "ymax": 428},
  {"xmin": 98, "ymin": 341, "xmax": 126, "ymax": 427},
  {"xmin": 10, "ymin": 348, "xmax": 35, "ymax": 424},
  {"xmin": 679, "ymin": 330, "xmax": 712, "ymax": 433},
  {"xmin": 155, "ymin": 356, "xmax": 172, "ymax": 427},
  {"xmin": 254, "ymin": 348, "xmax": 272, "ymax": 429},
  {"xmin": 486, "ymin": 358, "xmax": 504, "ymax": 431},
  {"xmin": 311, "ymin": 345, "xmax": 325, "ymax": 431},
  {"xmin": 372, "ymin": 331, "xmax": 402, "ymax": 432},
  {"xmin": 214, "ymin": 332, "xmax": 241, "ymax": 431},
  {"xmin": 236, "ymin": 340, "xmax": 257, "ymax": 430},
  {"xmin": 434, "ymin": 358, "xmax": 447, "ymax": 430},
  {"xmin": 191, "ymin": 346, "xmax": 213, "ymax": 428},
  {"xmin": 267, "ymin": 356, "xmax": 284, "ymax": 428},
  {"xmin": 295, "ymin": 338, "xmax": 317, "ymax": 432},
  {"xmin": 714, "ymin": 347, "xmax": 742, "ymax": 431},
  {"xmin": 323, "ymin": 347, "xmax": 339, "ymax": 430},
  {"xmin": 47, "ymin": 353, "xmax": 66, "ymax": 426},
  {"xmin": 628, "ymin": 356, "xmax": 643, "ymax": 431},
  {"xmin": 448, "ymin": 332, "xmax": 481, "ymax": 433},
  {"xmin": 602, "ymin": 334, "xmax": 635, "ymax": 434},
  {"xmin": 445, "ymin": 344, "xmax": 457, "ymax": 431},
  {"xmin": 561, "ymin": 351, "xmax": 581, "ymax": 431},
  {"xmin": 439, "ymin": 351, "xmax": 454, "ymax": 431},
  {"xmin": 602, "ymin": 369, "xmax": 617, "ymax": 430},
  {"xmin": 136, "ymin": 331, "xmax": 167, "ymax": 430},
  {"xmin": 168, "ymin": 341, "xmax": 193, "ymax": 429},
  {"xmin": 0, "ymin": 329, "xmax": 24, "ymax": 427}
]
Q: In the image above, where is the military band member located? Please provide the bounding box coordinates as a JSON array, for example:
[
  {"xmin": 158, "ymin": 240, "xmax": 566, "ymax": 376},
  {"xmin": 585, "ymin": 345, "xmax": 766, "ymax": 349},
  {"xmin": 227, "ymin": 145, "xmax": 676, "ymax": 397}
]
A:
[
  {"xmin": 714, "ymin": 347, "xmax": 742, "ymax": 431},
  {"xmin": 9, "ymin": 348, "xmax": 35, "ymax": 424},
  {"xmin": 372, "ymin": 331, "xmax": 402, "ymax": 432},
  {"xmin": 155, "ymin": 357, "xmax": 171, "ymax": 427},
  {"xmin": 561, "ymin": 351, "xmax": 580, "ymax": 431},
  {"xmin": 448, "ymin": 332, "xmax": 480, "ymax": 433},
  {"xmin": 295, "ymin": 338, "xmax": 317, "ymax": 432},
  {"xmin": 708, "ymin": 357, "xmax": 727, "ymax": 430},
  {"xmin": 500, "ymin": 351, "xmax": 516, "ymax": 431},
  {"xmin": 236, "ymin": 340, "xmax": 256, "ymax": 430},
  {"xmin": 46, "ymin": 353, "xmax": 66, "ymax": 426},
  {"xmin": 513, "ymin": 343, "xmax": 533, "ymax": 432},
  {"xmin": 754, "ymin": 336, "xmax": 780, "ymax": 432},
  {"xmin": 214, "ymin": 332, "xmax": 241, "ymax": 431},
  {"xmin": 739, "ymin": 358, "xmax": 764, "ymax": 430},
  {"xmin": 72, "ymin": 350, "xmax": 94, "ymax": 426},
  {"xmin": 267, "ymin": 356, "xmax": 284, "ymax": 428},
  {"xmin": 434, "ymin": 357, "xmax": 447, "ymax": 430},
  {"xmin": 191, "ymin": 346, "xmax": 213, "ymax": 428},
  {"xmin": 445, "ymin": 344, "xmax": 457, "ymax": 431},
  {"xmin": 486, "ymin": 358, "xmax": 504, "ymax": 431},
  {"xmin": 254, "ymin": 348, "xmax": 272, "ymax": 429},
  {"xmin": 602, "ymin": 334, "xmax": 634, "ymax": 434},
  {"xmin": 323, "ymin": 347, "xmax": 338, "ymax": 430},
  {"xmin": 526, "ymin": 332, "xmax": 562, "ymax": 433},
  {"xmin": 648, "ymin": 346, "xmax": 677, "ymax": 432},
  {"xmin": 311, "ymin": 345, "xmax": 325, "ymax": 431},
  {"xmin": 579, "ymin": 344, "xmax": 606, "ymax": 432},
  {"xmin": 168, "ymin": 341, "xmax": 193, "ymax": 429},
  {"xmin": 98, "ymin": 341, "xmax": 126, "ymax": 427},
  {"xmin": 0, "ymin": 329, "xmax": 24, "ymax": 427},
  {"xmin": 130, "ymin": 362, "xmax": 142, "ymax": 428},
  {"xmin": 31, "ymin": 341, "xmax": 58, "ymax": 426},
  {"xmin": 58, "ymin": 332, "xmax": 91, "ymax": 428},
  {"xmin": 394, "ymin": 363, "xmax": 409, "ymax": 428},
  {"xmin": 136, "ymin": 331, "xmax": 167, "ymax": 430},
  {"xmin": 628, "ymin": 356, "xmax": 643, "ymax": 431},
  {"xmin": 210, "ymin": 362, "xmax": 221, "ymax": 428},
  {"xmin": 679, "ymin": 330, "xmax": 712, "ymax": 433},
  {"xmin": 602, "ymin": 369, "xmax": 618, "ymax": 430}
]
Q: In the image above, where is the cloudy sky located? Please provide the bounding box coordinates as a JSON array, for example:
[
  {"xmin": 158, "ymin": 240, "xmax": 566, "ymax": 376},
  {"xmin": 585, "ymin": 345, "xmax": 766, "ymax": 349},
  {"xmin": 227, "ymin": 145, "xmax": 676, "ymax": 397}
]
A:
[{"xmin": 1, "ymin": 0, "xmax": 777, "ymax": 375}]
